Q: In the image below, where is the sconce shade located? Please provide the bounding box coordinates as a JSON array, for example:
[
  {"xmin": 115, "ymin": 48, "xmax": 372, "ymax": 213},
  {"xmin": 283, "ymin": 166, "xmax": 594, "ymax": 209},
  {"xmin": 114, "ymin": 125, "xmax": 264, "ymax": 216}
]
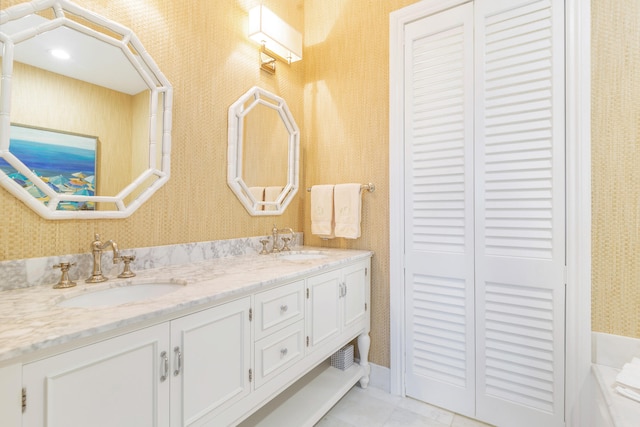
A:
[{"xmin": 249, "ymin": 5, "xmax": 302, "ymax": 64}]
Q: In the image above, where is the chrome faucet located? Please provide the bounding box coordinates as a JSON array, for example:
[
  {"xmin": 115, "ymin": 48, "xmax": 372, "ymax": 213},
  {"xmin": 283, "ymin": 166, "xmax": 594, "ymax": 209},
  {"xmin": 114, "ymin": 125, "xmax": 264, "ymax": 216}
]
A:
[
  {"xmin": 86, "ymin": 233, "xmax": 120, "ymax": 283},
  {"xmin": 270, "ymin": 225, "xmax": 295, "ymax": 253}
]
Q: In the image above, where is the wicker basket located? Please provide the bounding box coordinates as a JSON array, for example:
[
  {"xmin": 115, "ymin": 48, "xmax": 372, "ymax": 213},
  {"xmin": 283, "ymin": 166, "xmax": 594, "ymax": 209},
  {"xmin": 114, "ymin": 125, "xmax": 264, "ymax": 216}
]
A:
[{"xmin": 330, "ymin": 344, "xmax": 354, "ymax": 371}]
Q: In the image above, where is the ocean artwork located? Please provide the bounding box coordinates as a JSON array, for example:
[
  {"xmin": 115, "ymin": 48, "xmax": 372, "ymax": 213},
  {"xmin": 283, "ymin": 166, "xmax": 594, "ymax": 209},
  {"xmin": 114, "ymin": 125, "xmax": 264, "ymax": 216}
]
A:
[{"xmin": 0, "ymin": 124, "xmax": 98, "ymax": 210}]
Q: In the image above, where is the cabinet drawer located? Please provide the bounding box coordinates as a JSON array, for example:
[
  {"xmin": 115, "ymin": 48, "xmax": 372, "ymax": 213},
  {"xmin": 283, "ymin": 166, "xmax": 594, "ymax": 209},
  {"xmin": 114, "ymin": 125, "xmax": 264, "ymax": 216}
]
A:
[
  {"xmin": 254, "ymin": 321, "xmax": 304, "ymax": 389},
  {"xmin": 254, "ymin": 280, "xmax": 304, "ymax": 339}
]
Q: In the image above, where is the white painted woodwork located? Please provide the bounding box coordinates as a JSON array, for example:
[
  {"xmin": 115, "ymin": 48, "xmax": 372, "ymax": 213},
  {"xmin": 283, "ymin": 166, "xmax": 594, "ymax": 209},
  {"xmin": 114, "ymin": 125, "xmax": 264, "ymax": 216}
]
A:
[
  {"xmin": 254, "ymin": 280, "xmax": 304, "ymax": 340},
  {"xmin": 400, "ymin": 1, "xmax": 566, "ymax": 426},
  {"xmin": 22, "ymin": 323, "xmax": 171, "ymax": 427},
  {"xmin": 254, "ymin": 321, "xmax": 305, "ymax": 388},
  {"xmin": 16, "ymin": 257, "xmax": 371, "ymax": 427},
  {"xmin": 0, "ymin": 364, "xmax": 21, "ymax": 427},
  {"xmin": 403, "ymin": 3, "xmax": 476, "ymax": 417},
  {"xmin": 306, "ymin": 270, "xmax": 342, "ymax": 351},
  {"xmin": 391, "ymin": 1, "xmax": 592, "ymax": 425},
  {"xmin": 170, "ymin": 297, "xmax": 251, "ymax": 426}
]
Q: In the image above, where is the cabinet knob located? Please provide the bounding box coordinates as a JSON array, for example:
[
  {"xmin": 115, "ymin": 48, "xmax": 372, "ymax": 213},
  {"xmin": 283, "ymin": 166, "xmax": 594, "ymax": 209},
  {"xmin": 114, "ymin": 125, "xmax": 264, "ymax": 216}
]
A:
[
  {"xmin": 280, "ymin": 304, "xmax": 288, "ymax": 313},
  {"xmin": 280, "ymin": 348, "xmax": 288, "ymax": 357}
]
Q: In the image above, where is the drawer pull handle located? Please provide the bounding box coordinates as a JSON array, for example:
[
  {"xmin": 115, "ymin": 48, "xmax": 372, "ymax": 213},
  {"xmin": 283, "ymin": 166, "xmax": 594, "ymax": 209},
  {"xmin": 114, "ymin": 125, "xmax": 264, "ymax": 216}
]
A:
[
  {"xmin": 280, "ymin": 304, "xmax": 288, "ymax": 313},
  {"xmin": 160, "ymin": 351, "xmax": 169, "ymax": 382},
  {"xmin": 173, "ymin": 346, "xmax": 182, "ymax": 376},
  {"xmin": 280, "ymin": 348, "xmax": 288, "ymax": 357}
]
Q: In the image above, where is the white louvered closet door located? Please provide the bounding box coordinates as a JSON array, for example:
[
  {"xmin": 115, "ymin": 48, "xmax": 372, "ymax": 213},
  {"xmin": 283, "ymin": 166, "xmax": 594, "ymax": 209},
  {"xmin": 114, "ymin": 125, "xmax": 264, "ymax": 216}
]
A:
[
  {"xmin": 403, "ymin": 3, "xmax": 476, "ymax": 417},
  {"xmin": 474, "ymin": 1, "xmax": 565, "ymax": 426},
  {"xmin": 403, "ymin": 1, "xmax": 565, "ymax": 426}
]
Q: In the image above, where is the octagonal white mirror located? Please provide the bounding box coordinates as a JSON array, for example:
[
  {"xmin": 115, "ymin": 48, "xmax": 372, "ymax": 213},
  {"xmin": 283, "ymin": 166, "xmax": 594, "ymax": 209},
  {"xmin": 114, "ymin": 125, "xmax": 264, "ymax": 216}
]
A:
[
  {"xmin": 0, "ymin": 0, "xmax": 172, "ymax": 219},
  {"xmin": 228, "ymin": 86, "xmax": 299, "ymax": 215}
]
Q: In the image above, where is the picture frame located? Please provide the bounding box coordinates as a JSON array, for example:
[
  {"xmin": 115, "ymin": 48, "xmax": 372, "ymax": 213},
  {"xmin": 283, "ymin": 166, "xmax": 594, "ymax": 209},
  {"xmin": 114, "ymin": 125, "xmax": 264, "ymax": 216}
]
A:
[{"xmin": 0, "ymin": 124, "xmax": 99, "ymax": 210}]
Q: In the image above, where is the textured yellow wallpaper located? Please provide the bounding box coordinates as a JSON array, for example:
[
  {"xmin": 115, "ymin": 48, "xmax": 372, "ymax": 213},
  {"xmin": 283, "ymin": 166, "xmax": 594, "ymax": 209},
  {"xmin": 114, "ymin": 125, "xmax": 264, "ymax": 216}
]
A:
[
  {"xmin": 0, "ymin": 0, "xmax": 305, "ymax": 261},
  {"xmin": 591, "ymin": 0, "xmax": 640, "ymax": 338},
  {"xmin": 4, "ymin": 0, "xmax": 634, "ymax": 372}
]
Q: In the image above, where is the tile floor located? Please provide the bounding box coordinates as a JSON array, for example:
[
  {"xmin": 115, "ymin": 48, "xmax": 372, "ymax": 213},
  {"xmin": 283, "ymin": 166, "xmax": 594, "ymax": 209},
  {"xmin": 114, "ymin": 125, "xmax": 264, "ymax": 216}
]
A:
[{"xmin": 315, "ymin": 385, "xmax": 494, "ymax": 427}]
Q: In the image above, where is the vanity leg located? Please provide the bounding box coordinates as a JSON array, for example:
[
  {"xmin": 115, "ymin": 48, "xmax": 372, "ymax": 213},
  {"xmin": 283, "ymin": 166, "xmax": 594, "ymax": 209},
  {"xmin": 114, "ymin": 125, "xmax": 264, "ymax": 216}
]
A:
[{"xmin": 357, "ymin": 332, "xmax": 371, "ymax": 389}]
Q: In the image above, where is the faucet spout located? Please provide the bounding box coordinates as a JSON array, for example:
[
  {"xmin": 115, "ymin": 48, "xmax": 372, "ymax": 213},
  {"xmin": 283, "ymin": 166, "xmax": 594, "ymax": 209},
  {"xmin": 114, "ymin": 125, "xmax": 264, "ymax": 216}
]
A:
[{"xmin": 86, "ymin": 233, "xmax": 120, "ymax": 283}]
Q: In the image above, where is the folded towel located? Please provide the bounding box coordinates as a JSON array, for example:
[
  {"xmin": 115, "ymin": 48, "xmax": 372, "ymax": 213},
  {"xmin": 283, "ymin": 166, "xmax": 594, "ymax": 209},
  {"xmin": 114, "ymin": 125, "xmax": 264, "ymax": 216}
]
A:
[
  {"xmin": 311, "ymin": 185, "xmax": 335, "ymax": 238},
  {"xmin": 334, "ymin": 183, "xmax": 362, "ymax": 239},
  {"xmin": 248, "ymin": 187, "xmax": 265, "ymax": 210},
  {"xmin": 264, "ymin": 186, "xmax": 283, "ymax": 211},
  {"xmin": 616, "ymin": 362, "xmax": 640, "ymax": 391}
]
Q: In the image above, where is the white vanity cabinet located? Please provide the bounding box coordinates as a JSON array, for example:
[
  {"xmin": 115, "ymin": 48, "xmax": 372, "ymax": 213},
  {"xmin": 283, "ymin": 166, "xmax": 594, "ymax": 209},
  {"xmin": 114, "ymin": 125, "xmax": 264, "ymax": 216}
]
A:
[
  {"xmin": 306, "ymin": 261, "xmax": 368, "ymax": 353},
  {"xmin": 170, "ymin": 297, "xmax": 252, "ymax": 426},
  {"xmin": 14, "ymin": 254, "xmax": 371, "ymax": 427},
  {"xmin": 21, "ymin": 297, "xmax": 252, "ymax": 427},
  {"xmin": 22, "ymin": 323, "xmax": 172, "ymax": 427}
]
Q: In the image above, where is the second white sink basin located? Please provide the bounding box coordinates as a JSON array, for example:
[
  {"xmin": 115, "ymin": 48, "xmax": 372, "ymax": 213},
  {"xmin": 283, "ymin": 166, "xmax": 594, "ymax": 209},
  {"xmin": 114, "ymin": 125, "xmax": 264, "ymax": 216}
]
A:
[
  {"xmin": 58, "ymin": 282, "xmax": 185, "ymax": 308},
  {"xmin": 276, "ymin": 251, "xmax": 329, "ymax": 261}
]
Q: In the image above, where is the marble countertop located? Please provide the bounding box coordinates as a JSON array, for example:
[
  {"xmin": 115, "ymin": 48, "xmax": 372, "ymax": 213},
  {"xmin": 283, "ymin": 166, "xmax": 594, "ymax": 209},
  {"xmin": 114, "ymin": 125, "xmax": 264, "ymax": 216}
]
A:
[{"xmin": 0, "ymin": 247, "xmax": 372, "ymax": 366}]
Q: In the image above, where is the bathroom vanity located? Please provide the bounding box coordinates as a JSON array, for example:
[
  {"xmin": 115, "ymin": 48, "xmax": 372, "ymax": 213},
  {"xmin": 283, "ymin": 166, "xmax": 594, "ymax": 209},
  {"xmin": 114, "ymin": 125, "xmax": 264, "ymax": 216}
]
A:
[{"xmin": 0, "ymin": 247, "xmax": 372, "ymax": 427}]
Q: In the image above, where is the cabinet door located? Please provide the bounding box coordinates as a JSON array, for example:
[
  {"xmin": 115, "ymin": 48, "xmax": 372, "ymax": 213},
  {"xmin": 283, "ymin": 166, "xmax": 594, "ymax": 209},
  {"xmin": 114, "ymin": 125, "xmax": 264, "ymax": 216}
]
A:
[
  {"xmin": 22, "ymin": 323, "xmax": 170, "ymax": 427},
  {"xmin": 170, "ymin": 297, "xmax": 251, "ymax": 427},
  {"xmin": 306, "ymin": 270, "xmax": 341, "ymax": 352},
  {"xmin": 342, "ymin": 260, "xmax": 369, "ymax": 330}
]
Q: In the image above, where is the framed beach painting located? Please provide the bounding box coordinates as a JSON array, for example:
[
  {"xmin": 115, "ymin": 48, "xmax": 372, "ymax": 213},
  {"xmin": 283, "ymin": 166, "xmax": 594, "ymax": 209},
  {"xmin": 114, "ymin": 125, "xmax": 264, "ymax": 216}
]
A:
[{"xmin": 0, "ymin": 124, "xmax": 98, "ymax": 210}]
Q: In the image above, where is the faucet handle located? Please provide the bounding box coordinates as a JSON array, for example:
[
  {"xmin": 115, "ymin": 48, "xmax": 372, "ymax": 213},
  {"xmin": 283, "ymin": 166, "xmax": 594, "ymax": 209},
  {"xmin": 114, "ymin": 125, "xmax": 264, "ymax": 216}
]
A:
[
  {"xmin": 118, "ymin": 255, "xmax": 136, "ymax": 278},
  {"xmin": 53, "ymin": 262, "xmax": 77, "ymax": 289}
]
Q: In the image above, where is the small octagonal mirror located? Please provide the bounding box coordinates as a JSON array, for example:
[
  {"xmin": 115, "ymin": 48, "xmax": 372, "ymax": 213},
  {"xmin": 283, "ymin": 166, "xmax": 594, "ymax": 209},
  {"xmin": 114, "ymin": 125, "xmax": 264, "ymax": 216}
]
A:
[{"xmin": 228, "ymin": 86, "xmax": 299, "ymax": 215}]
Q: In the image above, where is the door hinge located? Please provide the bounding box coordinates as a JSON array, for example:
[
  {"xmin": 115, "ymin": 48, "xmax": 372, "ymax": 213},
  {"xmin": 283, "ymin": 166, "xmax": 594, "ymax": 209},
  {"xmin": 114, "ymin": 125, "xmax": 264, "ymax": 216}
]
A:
[
  {"xmin": 306, "ymin": 336, "xmax": 309, "ymax": 347},
  {"xmin": 21, "ymin": 387, "xmax": 26, "ymax": 413},
  {"xmin": 249, "ymin": 308, "xmax": 252, "ymax": 321},
  {"xmin": 365, "ymin": 267, "xmax": 368, "ymax": 276},
  {"xmin": 249, "ymin": 369, "xmax": 253, "ymax": 382},
  {"xmin": 365, "ymin": 302, "xmax": 368, "ymax": 311},
  {"xmin": 306, "ymin": 288, "xmax": 309, "ymax": 299}
]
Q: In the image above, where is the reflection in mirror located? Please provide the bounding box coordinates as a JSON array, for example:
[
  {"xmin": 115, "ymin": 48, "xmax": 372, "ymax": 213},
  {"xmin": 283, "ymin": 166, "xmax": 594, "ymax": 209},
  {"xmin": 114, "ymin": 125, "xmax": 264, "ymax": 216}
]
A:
[
  {"xmin": 228, "ymin": 87, "xmax": 299, "ymax": 216},
  {"xmin": 0, "ymin": 0, "xmax": 172, "ymax": 219}
]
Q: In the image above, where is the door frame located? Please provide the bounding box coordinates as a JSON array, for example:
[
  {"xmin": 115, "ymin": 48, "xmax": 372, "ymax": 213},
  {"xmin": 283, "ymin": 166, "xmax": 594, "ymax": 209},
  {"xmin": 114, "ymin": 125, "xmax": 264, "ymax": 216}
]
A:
[{"xmin": 388, "ymin": 1, "xmax": 592, "ymax": 425}]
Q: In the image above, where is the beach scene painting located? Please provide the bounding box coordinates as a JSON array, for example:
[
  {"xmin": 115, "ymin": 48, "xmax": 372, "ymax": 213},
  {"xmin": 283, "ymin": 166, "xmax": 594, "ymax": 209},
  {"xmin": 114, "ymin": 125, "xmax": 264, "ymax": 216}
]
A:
[{"xmin": 0, "ymin": 124, "xmax": 98, "ymax": 210}]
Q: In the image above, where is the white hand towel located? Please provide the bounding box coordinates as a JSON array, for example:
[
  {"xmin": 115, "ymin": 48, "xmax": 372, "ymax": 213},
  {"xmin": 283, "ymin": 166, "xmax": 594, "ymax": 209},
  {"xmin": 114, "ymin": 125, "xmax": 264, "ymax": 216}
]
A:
[
  {"xmin": 334, "ymin": 183, "xmax": 362, "ymax": 239},
  {"xmin": 248, "ymin": 187, "xmax": 265, "ymax": 210},
  {"xmin": 311, "ymin": 185, "xmax": 335, "ymax": 238},
  {"xmin": 264, "ymin": 186, "xmax": 283, "ymax": 211}
]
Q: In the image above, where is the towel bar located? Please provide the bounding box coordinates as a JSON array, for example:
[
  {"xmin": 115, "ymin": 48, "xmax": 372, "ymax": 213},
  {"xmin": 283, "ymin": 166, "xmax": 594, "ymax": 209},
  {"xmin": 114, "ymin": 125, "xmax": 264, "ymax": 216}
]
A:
[{"xmin": 306, "ymin": 183, "xmax": 375, "ymax": 193}]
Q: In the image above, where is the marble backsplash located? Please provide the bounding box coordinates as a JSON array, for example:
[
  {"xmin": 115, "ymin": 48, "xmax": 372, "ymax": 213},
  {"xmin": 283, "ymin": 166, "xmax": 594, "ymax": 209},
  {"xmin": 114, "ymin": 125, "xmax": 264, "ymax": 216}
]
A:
[{"xmin": 0, "ymin": 233, "xmax": 302, "ymax": 292}]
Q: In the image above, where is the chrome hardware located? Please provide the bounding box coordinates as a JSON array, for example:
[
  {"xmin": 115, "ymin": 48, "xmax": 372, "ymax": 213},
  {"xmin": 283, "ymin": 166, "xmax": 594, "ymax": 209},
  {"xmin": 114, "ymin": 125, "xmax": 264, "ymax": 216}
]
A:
[
  {"xmin": 280, "ymin": 304, "xmax": 288, "ymax": 313},
  {"xmin": 270, "ymin": 225, "xmax": 295, "ymax": 253},
  {"xmin": 249, "ymin": 308, "xmax": 253, "ymax": 321},
  {"xmin": 21, "ymin": 387, "xmax": 26, "ymax": 413},
  {"xmin": 259, "ymin": 239, "xmax": 270, "ymax": 255},
  {"xmin": 343, "ymin": 283, "xmax": 347, "ymax": 297},
  {"xmin": 306, "ymin": 182, "xmax": 376, "ymax": 193},
  {"xmin": 86, "ymin": 233, "xmax": 120, "ymax": 283},
  {"xmin": 160, "ymin": 351, "xmax": 169, "ymax": 382},
  {"xmin": 249, "ymin": 369, "xmax": 253, "ymax": 382},
  {"xmin": 173, "ymin": 347, "xmax": 182, "ymax": 376},
  {"xmin": 280, "ymin": 348, "xmax": 288, "ymax": 357},
  {"xmin": 53, "ymin": 262, "xmax": 77, "ymax": 289},
  {"xmin": 281, "ymin": 237, "xmax": 291, "ymax": 251},
  {"xmin": 118, "ymin": 255, "xmax": 136, "ymax": 278},
  {"xmin": 339, "ymin": 283, "xmax": 347, "ymax": 298}
]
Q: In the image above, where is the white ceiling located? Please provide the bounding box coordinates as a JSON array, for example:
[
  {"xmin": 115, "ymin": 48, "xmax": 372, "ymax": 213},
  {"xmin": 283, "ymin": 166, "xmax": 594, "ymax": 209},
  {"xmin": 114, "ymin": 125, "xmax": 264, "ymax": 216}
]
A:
[{"xmin": 0, "ymin": 14, "xmax": 148, "ymax": 95}]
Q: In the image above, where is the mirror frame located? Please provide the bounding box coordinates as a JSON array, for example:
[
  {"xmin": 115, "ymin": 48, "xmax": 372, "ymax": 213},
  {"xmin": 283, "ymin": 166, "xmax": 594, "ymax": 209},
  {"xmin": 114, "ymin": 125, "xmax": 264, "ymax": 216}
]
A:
[
  {"xmin": 0, "ymin": 0, "xmax": 173, "ymax": 219},
  {"xmin": 228, "ymin": 86, "xmax": 299, "ymax": 216}
]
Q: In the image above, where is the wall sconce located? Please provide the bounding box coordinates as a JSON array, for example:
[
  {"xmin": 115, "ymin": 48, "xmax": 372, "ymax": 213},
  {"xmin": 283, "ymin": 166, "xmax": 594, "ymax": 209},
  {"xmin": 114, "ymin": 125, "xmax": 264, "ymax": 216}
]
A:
[{"xmin": 248, "ymin": 5, "xmax": 302, "ymax": 74}]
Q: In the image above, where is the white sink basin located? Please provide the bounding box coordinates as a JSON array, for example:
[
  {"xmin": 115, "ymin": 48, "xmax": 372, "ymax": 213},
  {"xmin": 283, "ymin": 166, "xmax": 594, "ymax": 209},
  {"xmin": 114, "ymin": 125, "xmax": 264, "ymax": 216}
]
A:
[
  {"xmin": 276, "ymin": 251, "xmax": 329, "ymax": 261},
  {"xmin": 58, "ymin": 282, "xmax": 185, "ymax": 308}
]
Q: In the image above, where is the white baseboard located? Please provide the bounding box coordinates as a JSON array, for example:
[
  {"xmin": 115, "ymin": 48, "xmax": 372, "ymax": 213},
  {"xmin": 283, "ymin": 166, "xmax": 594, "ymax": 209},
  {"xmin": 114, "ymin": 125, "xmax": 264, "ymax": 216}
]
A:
[{"xmin": 367, "ymin": 363, "xmax": 390, "ymax": 393}]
